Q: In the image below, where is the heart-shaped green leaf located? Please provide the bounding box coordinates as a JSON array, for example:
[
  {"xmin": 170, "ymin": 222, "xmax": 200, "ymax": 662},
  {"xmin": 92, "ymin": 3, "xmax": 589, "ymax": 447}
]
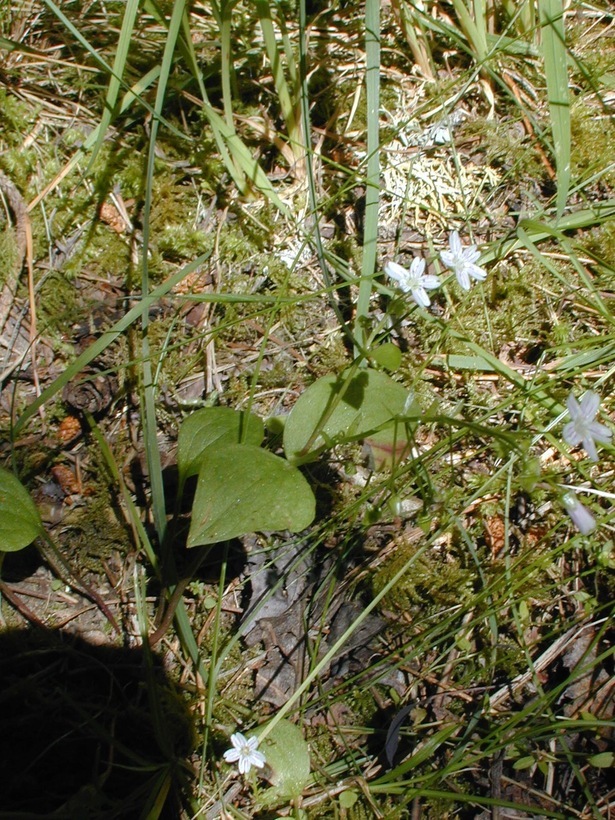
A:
[
  {"xmin": 283, "ymin": 367, "xmax": 419, "ymax": 465},
  {"xmin": 0, "ymin": 467, "xmax": 44, "ymax": 552},
  {"xmin": 187, "ymin": 445, "xmax": 315, "ymax": 546},
  {"xmin": 178, "ymin": 407, "xmax": 264, "ymax": 481}
]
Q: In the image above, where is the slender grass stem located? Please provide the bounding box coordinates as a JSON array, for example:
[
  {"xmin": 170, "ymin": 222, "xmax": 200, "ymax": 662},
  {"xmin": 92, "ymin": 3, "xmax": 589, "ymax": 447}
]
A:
[{"xmin": 355, "ymin": 0, "xmax": 381, "ymax": 358}]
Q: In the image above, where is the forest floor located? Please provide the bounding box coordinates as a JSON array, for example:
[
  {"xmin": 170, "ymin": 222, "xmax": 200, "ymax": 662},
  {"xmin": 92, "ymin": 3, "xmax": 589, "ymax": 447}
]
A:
[{"xmin": 0, "ymin": 1, "xmax": 614, "ymax": 818}]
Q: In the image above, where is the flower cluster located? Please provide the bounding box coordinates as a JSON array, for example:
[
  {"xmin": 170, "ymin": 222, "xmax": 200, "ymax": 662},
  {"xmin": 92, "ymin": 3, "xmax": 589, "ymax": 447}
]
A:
[
  {"xmin": 561, "ymin": 390, "xmax": 611, "ymax": 534},
  {"xmin": 223, "ymin": 731, "xmax": 266, "ymax": 775},
  {"xmin": 384, "ymin": 230, "xmax": 487, "ymax": 307}
]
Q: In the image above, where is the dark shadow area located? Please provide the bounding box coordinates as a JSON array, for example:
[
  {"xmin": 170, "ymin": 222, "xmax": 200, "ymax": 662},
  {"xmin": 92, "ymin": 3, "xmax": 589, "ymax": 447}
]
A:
[
  {"xmin": 0, "ymin": 627, "xmax": 194, "ymax": 819},
  {"xmin": 0, "ymin": 542, "xmax": 44, "ymax": 584}
]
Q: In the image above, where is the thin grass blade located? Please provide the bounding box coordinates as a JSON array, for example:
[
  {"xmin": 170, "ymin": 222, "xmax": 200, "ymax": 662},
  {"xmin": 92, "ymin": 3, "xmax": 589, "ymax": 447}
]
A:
[
  {"xmin": 87, "ymin": 0, "xmax": 140, "ymax": 170},
  {"xmin": 355, "ymin": 0, "xmax": 380, "ymax": 357},
  {"xmin": 255, "ymin": 0, "xmax": 303, "ymax": 170},
  {"xmin": 140, "ymin": 0, "xmax": 189, "ymax": 543},
  {"xmin": 539, "ymin": 0, "xmax": 570, "ymax": 219}
]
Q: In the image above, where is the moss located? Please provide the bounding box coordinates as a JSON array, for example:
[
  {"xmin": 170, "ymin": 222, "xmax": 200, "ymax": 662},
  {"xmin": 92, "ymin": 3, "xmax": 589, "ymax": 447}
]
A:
[
  {"xmin": 570, "ymin": 101, "xmax": 615, "ymax": 190},
  {"xmin": 583, "ymin": 219, "xmax": 615, "ymax": 269},
  {"xmin": 372, "ymin": 534, "xmax": 474, "ymax": 614},
  {"xmin": 0, "ymin": 90, "xmax": 39, "ymax": 185},
  {"xmin": 257, "ymin": 357, "xmax": 297, "ymax": 390},
  {"xmin": 569, "ymin": 15, "xmax": 615, "ymax": 84},
  {"xmin": 0, "ymin": 227, "xmax": 19, "ymax": 286},
  {"xmin": 412, "ymin": 252, "xmax": 599, "ymax": 362},
  {"xmin": 460, "ymin": 115, "xmax": 547, "ymax": 187},
  {"xmin": 60, "ymin": 486, "xmax": 132, "ymax": 572},
  {"xmin": 35, "ymin": 271, "xmax": 82, "ymax": 333}
]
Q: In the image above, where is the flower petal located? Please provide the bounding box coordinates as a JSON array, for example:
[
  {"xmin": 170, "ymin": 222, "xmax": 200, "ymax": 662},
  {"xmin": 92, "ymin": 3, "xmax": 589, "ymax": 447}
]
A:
[
  {"xmin": 410, "ymin": 257, "xmax": 426, "ymax": 276},
  {"xmin": 566, "ymin": 393, "xmax": 581, "ymax": 420},
  {"xmin": 456, "ymin": 268, "xmax": 471, "ymax": 291},
  {"xmin": 563, "ymin": 493, "xmax": 596, "ymax": 535},
  {"xmin": 384, "ymin": 260, "xmax": 409, "ymax": 286},
  {"xmin": 579, "ymin": 391, "xmax": 600, "ymax": 421},
  {"xmin": 230, "ymin": 732, "xmax": 246, "ymax": 748},
  {"xmin": 449, "ymin": 231, "xmax": 462, "ymax": 255},
  {"xmin": 467, "ymin": 263, "xmax": 487, "ymax": 281},
  {"xmin": 249, "ymin": 750, "xmax": 266, "ymax": 769},
  {"xmin": 423, "ymin": 275, "xmax": 440, "ymax": 289},
  {"xmin": 238, "ymin": 755, "xmax": 251, "ymax": 774},
  {"xmin": 439, "ymin": 250, "xmax": 455, "ymax": 268},
  {"xmin": 412, "ymin": 286, "xmax": 430, "ymax": 307},
  {"xmin": 563, "ymin": 420, "xmax": 582, "ymax": 447},
  {"xmin": 587, "ymin": 421, "xmax": 612, "ymax": 444},
  {"xmin": 224, "ymin": 748, "xmax": 240, "ymax": 763},
  {"xmin": 582, "ymin": 435, "xmax": 599, "ymax": 462}
]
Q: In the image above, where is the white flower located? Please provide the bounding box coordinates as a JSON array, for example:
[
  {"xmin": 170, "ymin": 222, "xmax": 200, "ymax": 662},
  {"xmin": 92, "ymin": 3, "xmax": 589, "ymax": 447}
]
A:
[
  {"xmin": 223, "ymin": 732, "xmax": 266, "ymax": 775},
  {"xmin": 384, "ymin": 258, "xmax": 440, "ymax": 307},
  {"xmin": 439, "ymin": 231, "xmax": 487, "ymax": 290},
  {"xmin": 562, "ymin": 492, "xmax": 596, "ymax": 535},
  {"xmin": 562, "ymin": 391, "xmax": 612, "ymax": 462}
]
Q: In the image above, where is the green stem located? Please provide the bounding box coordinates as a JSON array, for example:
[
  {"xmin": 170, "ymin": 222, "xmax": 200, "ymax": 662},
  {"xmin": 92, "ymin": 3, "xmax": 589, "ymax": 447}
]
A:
[{"xmin": 355, "ymin": 0, "xmax": 381, "ymax": 358}]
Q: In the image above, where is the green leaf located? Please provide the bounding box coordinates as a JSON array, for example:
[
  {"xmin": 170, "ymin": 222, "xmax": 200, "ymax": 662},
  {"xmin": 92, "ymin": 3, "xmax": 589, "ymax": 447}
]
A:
[
  {"xmin": 370, "ymin": 342, "xmax": 402, "ymax": 371},
  {"xmin": 260, "ymin": 720, "xmax": 310, "ymax": 802},
  {"xmin": 513, "ymin": 755, "xmax": 535, "ymax": 770},
  {"xmin": 339, "ymin": 790, "xmax": 359, "ymax": 809},
  {"xmin": 588, "ymin": 752, "xmax": 614, "ymax": 768},
  {"xmin": 354, "ymin": 0, "xmax": 380, "ymax": 354},
  {"xmin": 539, "ymin": 0, "xmax": 570, "ymax": 218},
  {"xmin": 178, "ymin": 407, "xmax": 264, "ymax": 481},
  {"xmin": 187, "ymin": 445, "xmax": 315, "ymax": 546},
  {"xmin": 0, "ymin": 467, "xmax": 43, "ymax": 552},
  {"xmin": 433, "ymin": 353, "xmax": 496, "ymax": 371},
  {"xmin": 283, "ymin": 368, "xmax": 418, "ymax": 465}
]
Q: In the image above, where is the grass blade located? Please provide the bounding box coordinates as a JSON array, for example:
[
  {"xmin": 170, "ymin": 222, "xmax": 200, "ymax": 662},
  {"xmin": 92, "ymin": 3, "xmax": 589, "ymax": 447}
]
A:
[
  {"xmin": 355, "ymin": 0, "xmax": 380, "ymax": 357},
  {"xmin": 539, "ymin": 0, "xmax": 570, "ymax": 219},
  {"xmin": 140, "ymin": 0, "xmax": 189, "ymax": 543},
  {"xmin": 255, "ymin": 0, "xmax": 302, "ymax": 166},
  {"xmin": 87, "ymin": 0, "xmax": 140, "ymax": 170}
]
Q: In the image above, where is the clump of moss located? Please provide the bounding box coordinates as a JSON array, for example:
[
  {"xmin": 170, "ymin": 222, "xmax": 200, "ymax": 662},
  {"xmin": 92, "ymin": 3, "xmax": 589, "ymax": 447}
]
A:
[
  {"xmin": 570, "ymin": 101, "xmax": 615, "ymax": 190},
  {"xmin": 36, "ymin": 271, "xmax": 82, "ymax": 333},
  {"xmin": 435, "ymin": 254, "xmax": 583, "ymax": 357},
  {"xmin": 0, "ymin": 89, "xmax": 39, "ymax": 185},
  {"xmin": 60, "ymin": 485, "xmax": 132, "ymax": 572},
  {"xmin": 307, "ymin": 333, "xmax": 350, "ymax": 379},
  {"xmin": 0, "ymin": 226, "xmax": 19, "ymax": 286},
  {"xmin": 583, "ymin": 218, "xmax": 615, "ymax": 268},
  {"xmin": 460, "ymin": 116, "xmax": 547, "ymax": 186},
  {"xmin": 569, "ymin": 16, "xmax": 615, "ymax": 86},
  {"xmin": 372, "ymin": 535, "xmax": 474, "ymax": 615}
]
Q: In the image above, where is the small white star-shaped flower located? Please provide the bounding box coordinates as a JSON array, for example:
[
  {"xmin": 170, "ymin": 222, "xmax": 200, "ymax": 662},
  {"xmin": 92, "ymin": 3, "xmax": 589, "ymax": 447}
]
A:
[
  {"xmin": 384, "ymin": 258, "xmax": 440, "ymax": 307},
  {"xmin": 439, "ymin": 231, "xmax": 487, "ymax": 290},
  {"xmin": 562, "ymin": 391, "xmax": 612, "ymax": 462},
  {"xmin": 562, "ymin": 492, "xmax": 596, "ymax": 535},
  {"xmin": 223, "ymin": 732, "xmax": 266, "ymax": 775}
]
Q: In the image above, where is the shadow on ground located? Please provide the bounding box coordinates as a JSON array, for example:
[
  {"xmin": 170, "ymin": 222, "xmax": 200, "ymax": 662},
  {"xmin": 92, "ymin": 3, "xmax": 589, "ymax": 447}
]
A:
[{"xmin": 0, "ymin": 626, "xmax": 194, "ymax": 819}]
